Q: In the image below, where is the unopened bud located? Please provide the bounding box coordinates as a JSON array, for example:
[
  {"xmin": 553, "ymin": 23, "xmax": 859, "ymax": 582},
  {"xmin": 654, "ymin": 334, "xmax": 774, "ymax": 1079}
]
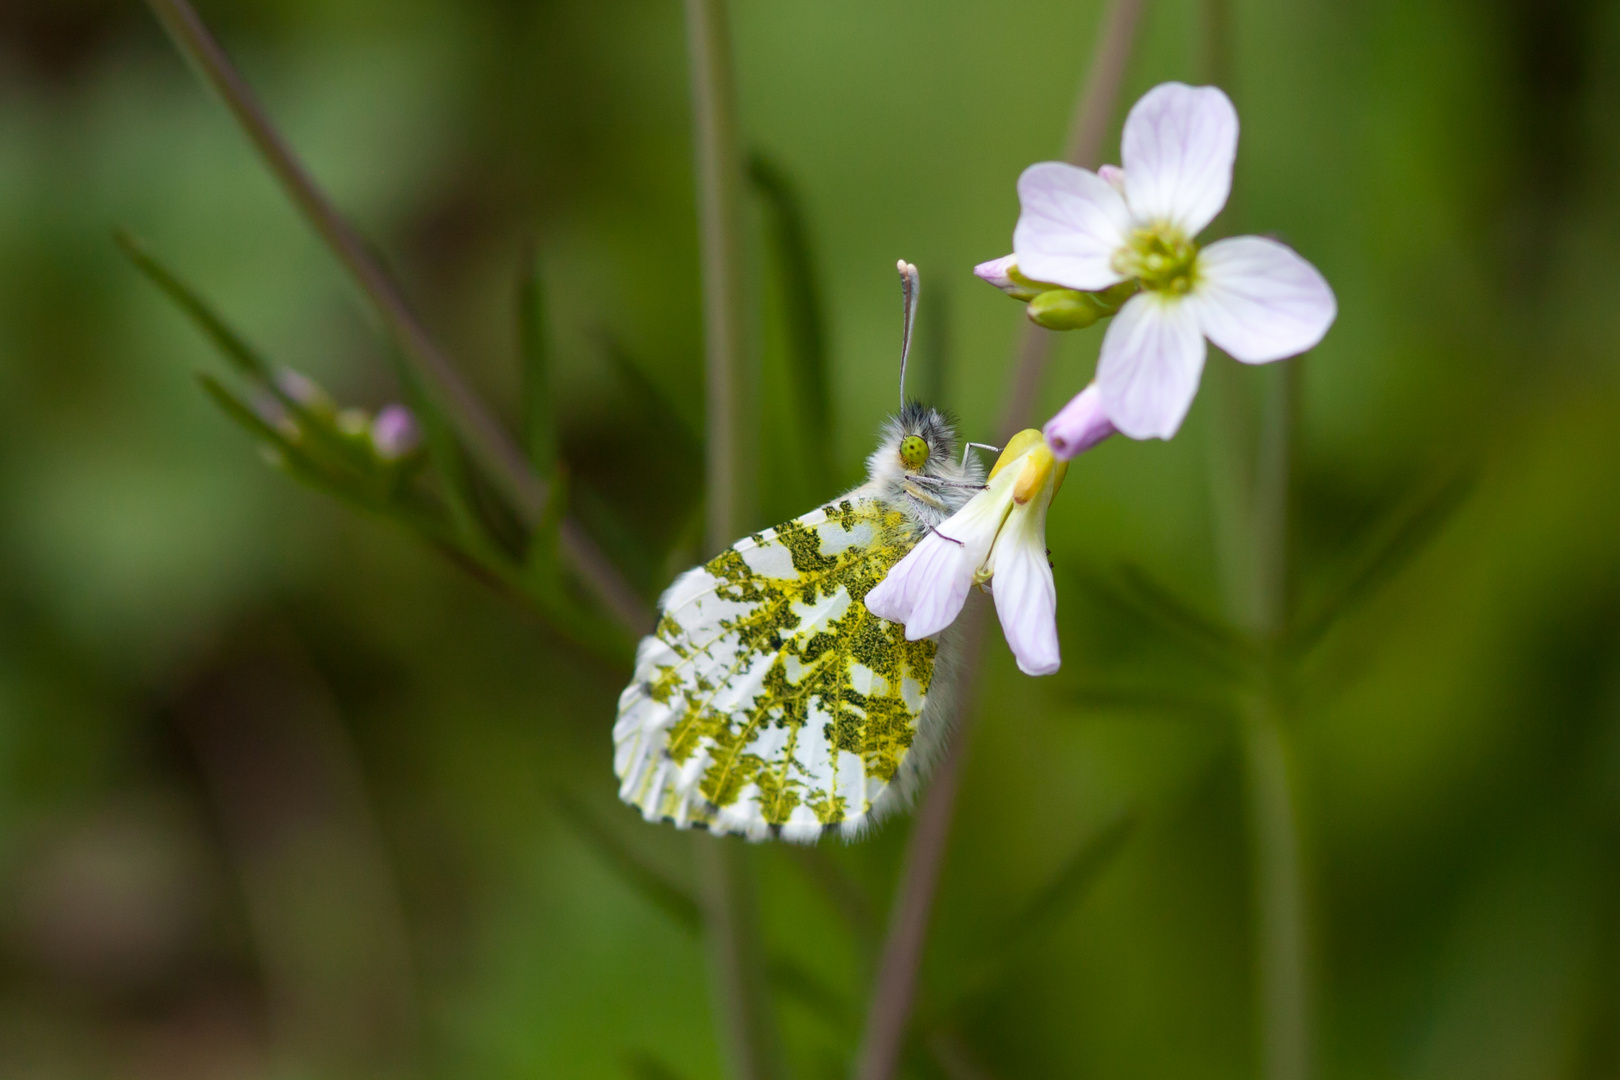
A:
[
  {"xmin": 251, "ymin": 391, "xmax": 299, "ymax": 439},
  {"xmin": 336, "ymin": 407, "xmax": 370, "ymax": 438},
  {"xmin": 1026, "ymin": 289, "xmax": 1108, "ymax": 330},
  {"xmin": 974, "ymin": 255, "xmax": 1049, "ymax": 302},
  {"xmin": 273, "ymin": 368, "xmax": 336, "ymax": 418},
  {"xmin": 1042, "ymin": 382, "xmax": 1117, "ymax": 460},
  {"xmin": 370, "ymin": 403, "xmax": 422, "ymax": 461}
]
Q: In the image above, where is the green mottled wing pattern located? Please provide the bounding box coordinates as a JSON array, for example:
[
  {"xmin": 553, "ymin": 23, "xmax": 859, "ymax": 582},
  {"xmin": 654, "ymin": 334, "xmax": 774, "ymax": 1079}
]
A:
[{"xmin": 613, "ymin": 496, "xmax": 935, "ymax": 842}]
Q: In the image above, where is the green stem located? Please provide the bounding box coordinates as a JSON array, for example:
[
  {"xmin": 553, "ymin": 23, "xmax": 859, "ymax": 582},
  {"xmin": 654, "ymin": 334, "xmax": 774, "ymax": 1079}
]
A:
[
  {"xmin": 852, "ymin": 6, "xmax": 1147, "ymax": 1079},
  {"xmin": 142, "ymin": 0, "xmax": 652, "ymax": 635},
  {"xmin": 1215, "ymin": 359, "xmax": 1311, "ymax": 1080},
  {"xmin": 687, "ymin": 0, "xmax": 752, "ymax": 552},
  {"xmin": 683, "ymin": 1, "xmax": 775, "ymax": 1078}
]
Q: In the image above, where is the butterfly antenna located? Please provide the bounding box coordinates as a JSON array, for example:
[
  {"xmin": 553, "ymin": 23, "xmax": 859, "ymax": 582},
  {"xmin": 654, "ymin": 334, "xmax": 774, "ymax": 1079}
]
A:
[{"xmin": 897, "ymin": 259, "xmax": 920, "ymax": 408}]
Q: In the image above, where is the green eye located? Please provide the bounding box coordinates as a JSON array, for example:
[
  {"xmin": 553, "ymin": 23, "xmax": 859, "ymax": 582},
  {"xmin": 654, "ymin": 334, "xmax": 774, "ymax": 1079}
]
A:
[{"xmin": 899, "ymin": 435, "xmax": 930, "ymax": 469}]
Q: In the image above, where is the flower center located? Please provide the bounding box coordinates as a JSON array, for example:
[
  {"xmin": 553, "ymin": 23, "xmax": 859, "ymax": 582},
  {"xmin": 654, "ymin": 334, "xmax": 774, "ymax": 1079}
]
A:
[{"xmin": 1115, "ymin": 223, "xmax": 1199, "ymax": 295}]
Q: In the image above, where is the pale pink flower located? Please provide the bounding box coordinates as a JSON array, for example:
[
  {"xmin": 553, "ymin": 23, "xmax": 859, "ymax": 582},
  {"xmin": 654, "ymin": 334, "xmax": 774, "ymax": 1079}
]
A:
[
  {"xmin": 1012, "ymin": 82, "xmax": 1336, "ymax": 445},
  {"xmin": 867, "ymin": 431, "xmax": 1063, "ymax": 676}
]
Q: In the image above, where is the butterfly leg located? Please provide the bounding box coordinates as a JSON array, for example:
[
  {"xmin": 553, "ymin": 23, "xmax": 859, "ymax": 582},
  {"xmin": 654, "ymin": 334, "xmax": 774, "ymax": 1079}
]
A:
[{"xmin": 961, "ymin": 441, "xmax": 1001, "ymax": 468}]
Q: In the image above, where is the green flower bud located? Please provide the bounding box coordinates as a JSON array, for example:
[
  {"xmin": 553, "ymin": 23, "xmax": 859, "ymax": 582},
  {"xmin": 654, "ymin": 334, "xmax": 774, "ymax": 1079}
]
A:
[{"xmin": 1026, "ymin": 289, "xmax": 1109, "ymax": 331}]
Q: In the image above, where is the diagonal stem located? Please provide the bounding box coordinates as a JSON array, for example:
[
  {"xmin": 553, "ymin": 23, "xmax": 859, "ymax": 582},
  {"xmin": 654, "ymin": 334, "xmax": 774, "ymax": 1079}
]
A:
[
  {"xmin": 853, "ymin": 6, "xmax": 1146, "ymax": 1079},
  {"xmin": 682, "ymin": 1, "xmax": 776, "ymax": 1078},
  {"xmin": 997, "ymin": 0, "xmax": 1147, "ymax": 435},
  {"xmin": 143, "ymin": 0, "xmax": 652, "ymax": 635}
]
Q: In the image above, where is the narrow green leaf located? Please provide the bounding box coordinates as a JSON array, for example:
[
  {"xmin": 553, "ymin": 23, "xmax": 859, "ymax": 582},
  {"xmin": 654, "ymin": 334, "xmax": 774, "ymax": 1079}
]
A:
[
  {"xmin": 785, "ymin": 846, "xmax": 879, "ymax": 961},
  {"xmin": 1080, "ymin": 565, "xmax": 1258, "ymax": 676},
  {"xmin": 555, "ymin": 794, "xmax": 702, "ymax": 934},
  {"xmin": 920, "ymin": 813, "xmax": 1135, "ymax": 1024},
  {"xmin": 747, "ymin": 153, "xmax": 833, "ymax": 490},
  {"xmin": 118, "ymin": 230, "xmax": 270, "ymax": 380},
  {"xmin": 1291, "ymin": 469, "xmax": 1475, "ymax": 654},
  {"xmin": 196, "ymin": 371, "xmax": 297, "ymax": 451},
  {"xmin": 600, "ymin": 333, "xmax": 704, "ymax": 453},
  {"xmin": 570, "ymin": 477, "xmax": 663, "ymax": 598},
  {"xmin": 993, "ymin": 813, "xmax": 1136, "ymax": 956},
  {"xmin": 120, "ymin": 232, "xmax": 385, "ymax": 480},
  {"xmin": 518, "ymin": 243, "xmax": 560, "ymax": 476},
  {"xmin": 765, "ymin": 954, "xmax": 854, "ymax": 1032}
]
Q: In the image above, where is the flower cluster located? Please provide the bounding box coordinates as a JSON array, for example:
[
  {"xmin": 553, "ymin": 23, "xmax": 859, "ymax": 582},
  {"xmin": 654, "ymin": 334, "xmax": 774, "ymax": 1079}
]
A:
[
  {"xmin": 871, "ymin": 82, "xmax": 1335, "ymax": 675},
  {"xmin": 867, "ymin": 430, "xmax": 1064, "ymax": 675}
]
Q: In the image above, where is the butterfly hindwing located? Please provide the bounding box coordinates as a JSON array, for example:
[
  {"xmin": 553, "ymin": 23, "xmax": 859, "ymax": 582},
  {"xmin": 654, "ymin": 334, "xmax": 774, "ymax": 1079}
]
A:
[{"xmin": 614, "ymin": 495, "xmax": 935, "ymax": 841}]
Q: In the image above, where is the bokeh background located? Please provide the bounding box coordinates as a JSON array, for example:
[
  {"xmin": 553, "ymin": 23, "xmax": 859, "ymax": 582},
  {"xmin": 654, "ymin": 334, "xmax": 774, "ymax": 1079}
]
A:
[{"xmin": 4, "ymin": 0, "xmax": 1620, "ymax": 1078}]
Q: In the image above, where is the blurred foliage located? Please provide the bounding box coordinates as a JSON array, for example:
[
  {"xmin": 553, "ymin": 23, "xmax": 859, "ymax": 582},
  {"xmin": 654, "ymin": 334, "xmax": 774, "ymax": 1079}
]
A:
[{"xmin": 4, "ymin": 1, "xmax": 1620, "ymax": 1079}]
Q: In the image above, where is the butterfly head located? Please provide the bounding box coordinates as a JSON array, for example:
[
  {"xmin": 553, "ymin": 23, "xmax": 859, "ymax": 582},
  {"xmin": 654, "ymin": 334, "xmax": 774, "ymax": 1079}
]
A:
[{"xmin": 863, "ymin": 401, "xmax": 985, "ymax": 529}]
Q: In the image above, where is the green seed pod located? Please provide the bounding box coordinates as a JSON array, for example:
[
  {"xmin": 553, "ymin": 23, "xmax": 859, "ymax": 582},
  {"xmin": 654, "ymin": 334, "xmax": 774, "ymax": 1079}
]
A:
[{"xmin": 1026, "ymin": 289, "xmax": 1107, "ymax": 331}]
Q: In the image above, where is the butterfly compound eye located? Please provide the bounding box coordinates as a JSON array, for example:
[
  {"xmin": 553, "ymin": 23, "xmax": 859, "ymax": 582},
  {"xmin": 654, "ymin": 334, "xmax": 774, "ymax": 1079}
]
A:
[{"xmin": 899, "ymin": 434, "xmax": 930, "ymax": 469}]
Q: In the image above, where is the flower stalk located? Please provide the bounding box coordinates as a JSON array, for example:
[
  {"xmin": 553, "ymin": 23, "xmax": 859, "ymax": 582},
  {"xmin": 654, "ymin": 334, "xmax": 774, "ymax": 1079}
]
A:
[
  {"xmin": 1229, "ymin": 360, "xmax": 1312, "ymax": 1080},
  {"xmin": 683, "ymin": 0, "xmax": 778, "ymax": 1078},
  {"xmin": 141, "ymin": 0, "xmax": 652, "ymax": 636},
  {"xmin": 854, "ymin": 5, "xmax": 1147, "ymax": 1078}
]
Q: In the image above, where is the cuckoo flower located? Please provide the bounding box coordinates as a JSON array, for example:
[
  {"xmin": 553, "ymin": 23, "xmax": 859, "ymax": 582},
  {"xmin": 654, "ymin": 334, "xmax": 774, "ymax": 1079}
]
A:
[
  {"xmin": 1002, "ymin": 82, "xmax": 1337, "ymax": 448},
  {"xmin": 867, "ymin": 431, "xmax": 1064, "ymax": 676}
]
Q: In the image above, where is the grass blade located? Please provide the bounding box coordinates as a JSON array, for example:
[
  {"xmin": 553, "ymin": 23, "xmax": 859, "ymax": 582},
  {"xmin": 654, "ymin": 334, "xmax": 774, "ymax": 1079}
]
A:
[
  {"xmin": 142, "ymin": 0, "xmax": 547, "ymax": 522},
  {"xmin": 118, "ymin": 230, "xmax": 269, "ymax": 381},
  {"xmin": 748, "ymin": 153, "xmax": 833, "ymax": 491},
  {"xmin": 1291, "ymin": 469, "xmax": 1475, "ymax": 654},
  {"xmin": 555, "ymin": 795, "xmax": 702, "ymax": 935}
]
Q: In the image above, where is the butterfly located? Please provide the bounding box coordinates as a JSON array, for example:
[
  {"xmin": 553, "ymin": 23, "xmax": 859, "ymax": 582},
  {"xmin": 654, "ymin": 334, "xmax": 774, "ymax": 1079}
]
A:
[{"xmin": 613, "ymin": 262, "xmax": 995, "ymax": 841}]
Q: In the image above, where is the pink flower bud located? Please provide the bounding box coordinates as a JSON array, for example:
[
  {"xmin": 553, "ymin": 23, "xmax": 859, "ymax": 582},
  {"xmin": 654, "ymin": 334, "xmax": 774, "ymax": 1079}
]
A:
[
  {"xmin": 370, "ymin": 403, "xmax": 422, "ymax": 461},
  {"xmin": 1042, "ymin": 382, "xmax": 1117, "ymax": 460}
]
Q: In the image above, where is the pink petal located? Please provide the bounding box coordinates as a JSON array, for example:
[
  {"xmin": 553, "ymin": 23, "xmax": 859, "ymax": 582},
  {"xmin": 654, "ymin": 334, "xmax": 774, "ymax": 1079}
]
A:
[
  {"xmin": 1043, "ymin": 383, "xmax": 1118, "ymax": 460},
  {"xmin": 864, "ymin": 530, "xmax": 976, "ymax": 641},
  {"xmin": 1188, "ymin": 235, "xmax": 1337, "ymax": 363},
  {"xmin": 972, "ymin": 254, "xmax": 1019, "ymax": 290},
  {"xmin": 1013, "ymin": 162, "xmax": 1131, "ymax": 292},
  {"xmin": 1096, "ymin": 293, "xmax": 1206, "ymax": 440},
  {"xmin": 988, "ymin": 506, "xmax": 1059, "ymax": 676},
  {"xmin": 1120, "ymin": 83, "xmax": 1238, "ymax": 238}
]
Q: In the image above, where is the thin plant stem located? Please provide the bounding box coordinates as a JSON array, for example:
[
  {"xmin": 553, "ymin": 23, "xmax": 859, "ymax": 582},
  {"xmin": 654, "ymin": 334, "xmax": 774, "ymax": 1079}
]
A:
[
  {"xmin": 1198, "ymin": 0, "xmax": 1313, "ymax": 1068},
  {"xmin": 853, "ymin": 6, "xmax": 1146, "ymax": 1078},
  {"xmin": 998, "ymin": 0, "xmax": 1146, "ymax": 433},
  {"xmin": 683, "ymin": 1, "xmax": 776, "ymax": 1078},
  {"xmin": 1236, "ymin": 361, "xmax": 1311, "ymax": 1080},
  {"xmin": 142, "ymin": 0, "xmax": 652, "ymax": 635},
  {"xmin": 687, "ymin": 0, "xmax": 752, "ymax": 552},
  {"xmin": 854, "ymin": 599, "xmax": 990, "ymax": 1080}
]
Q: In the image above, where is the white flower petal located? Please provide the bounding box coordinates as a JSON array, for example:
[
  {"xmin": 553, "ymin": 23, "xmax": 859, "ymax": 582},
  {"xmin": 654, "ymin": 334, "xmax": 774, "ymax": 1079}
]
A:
[
  {"xmin": 988, "ymin": 500, "xmax": 1059, "ymax": 676},
  {"xmin": 1096, "ymin": 293, "xmax": 1206, "ymax": 440},
  {"xmin": 1187, "ymin": 235, "xmax": 1337, "ymax": 363},
  {"xmin": 865, "ymin": 530, "xmax": 973, "ymax": 640},
  {"xmin": 1013, "ymin": 162, "xmax": 1132, "ymax": 292},
  {"xmin": 866, "ymin": 478, "xmax": 1014, "ymax": 640},
  {"xmin": 1120, "ymin": 83, "xmax": 1238, "ymax": 237}
]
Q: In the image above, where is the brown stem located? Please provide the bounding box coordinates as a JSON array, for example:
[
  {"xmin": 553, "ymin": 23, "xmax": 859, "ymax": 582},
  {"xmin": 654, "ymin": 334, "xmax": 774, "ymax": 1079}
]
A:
[
  {"xmin": 143, "ymin": 0, "xmax": 652, "ymax": 634},
  {"xmin": 687, "ymin": 0, "xmax": 753, "ymax": 554},
  {"xmin": 852, "ymin": 6, "xmax": 1147, "ymax": 1078},
  {"xmin": 683, "ymin": 1, "xmax": 776, "ymax": 1077},
  {"xmin": 998, "ymin": 0, "xmax": 1146, "ymax": 436}
]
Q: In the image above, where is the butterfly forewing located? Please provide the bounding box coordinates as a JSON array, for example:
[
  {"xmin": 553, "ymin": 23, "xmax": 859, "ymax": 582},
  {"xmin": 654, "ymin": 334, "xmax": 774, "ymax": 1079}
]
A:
[{"xmin": 614, "ymin": 496, "xmax": 934, "ymax": 841}]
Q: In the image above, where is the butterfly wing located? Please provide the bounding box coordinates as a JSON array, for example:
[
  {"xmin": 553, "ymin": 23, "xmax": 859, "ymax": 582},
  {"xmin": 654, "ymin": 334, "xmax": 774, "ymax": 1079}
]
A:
[{"xmin": 614, "ymin": 495, "xmax": 938, "ymax": 842}]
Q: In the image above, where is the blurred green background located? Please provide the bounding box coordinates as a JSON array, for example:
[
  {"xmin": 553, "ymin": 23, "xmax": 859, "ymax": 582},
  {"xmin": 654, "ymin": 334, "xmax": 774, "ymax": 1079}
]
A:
[{"xmin": 4, "ymin": 0, "xmax": 1620, "ymax": 1078}]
